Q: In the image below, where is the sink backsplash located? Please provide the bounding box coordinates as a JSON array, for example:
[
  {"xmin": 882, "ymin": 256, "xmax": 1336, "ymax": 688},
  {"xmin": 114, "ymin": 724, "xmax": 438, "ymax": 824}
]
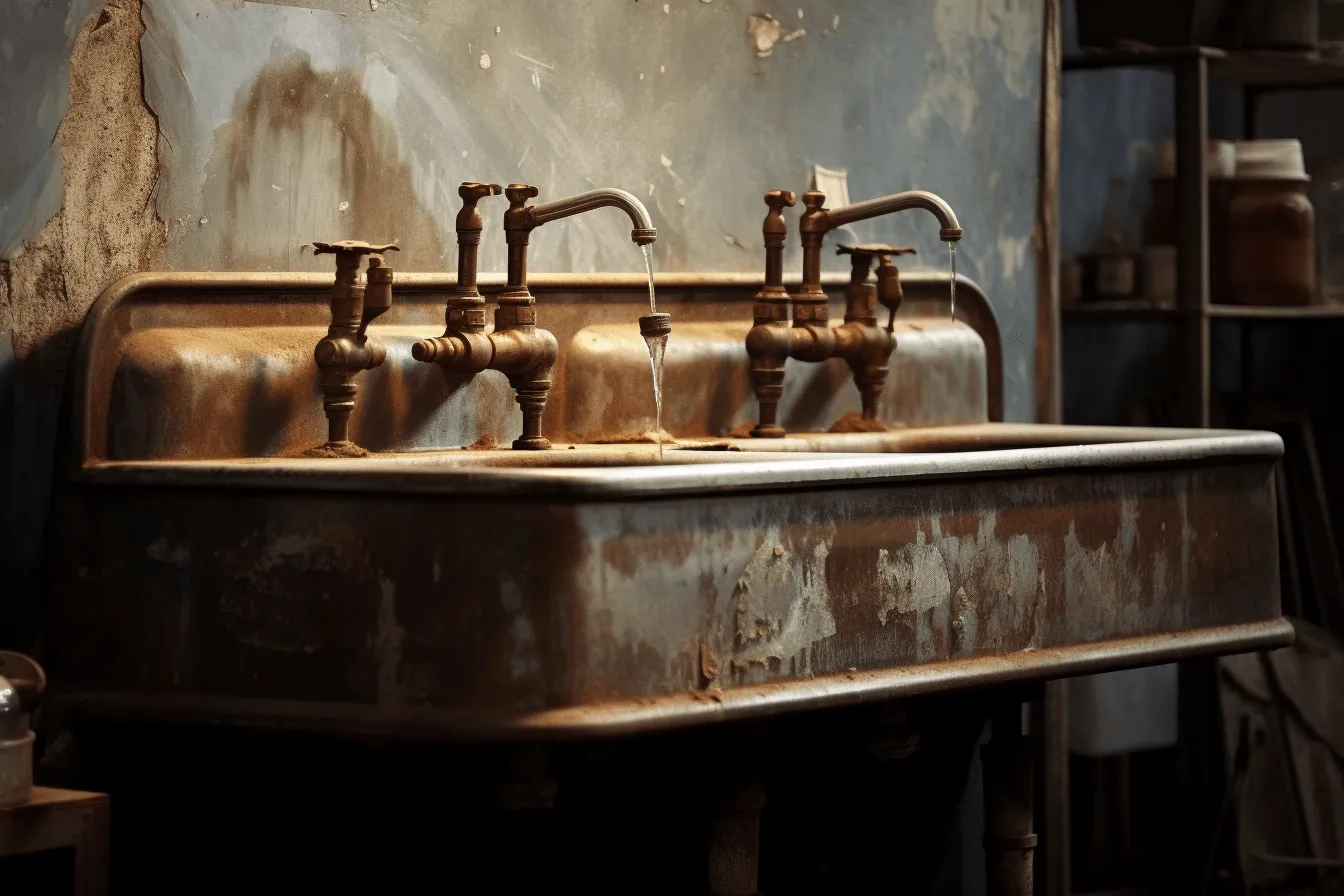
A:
[{"xmin": 94, "ymin": 272, "xmax": 995, "ymax": 461}]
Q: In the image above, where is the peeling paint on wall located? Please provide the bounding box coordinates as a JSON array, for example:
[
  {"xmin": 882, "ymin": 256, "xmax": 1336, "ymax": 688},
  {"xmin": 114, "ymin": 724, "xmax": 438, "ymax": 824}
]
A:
[
  {"xmin": 998, "ymin": 232, "xmax": 1031, "ymax": 281},
  {"xmin": 909, "ymin": 0, "xmax": 1038, "ymax": 137},
  {"xmin": 0, "ymin": 0, "xmax": 163, "ymax": 385}
]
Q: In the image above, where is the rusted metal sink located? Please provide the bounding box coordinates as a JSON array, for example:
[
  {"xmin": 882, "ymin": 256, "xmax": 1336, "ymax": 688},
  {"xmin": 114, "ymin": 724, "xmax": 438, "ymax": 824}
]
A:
[{"xmin": 44, "ymin": 271, "xmax": 1290, "ymax": 739}]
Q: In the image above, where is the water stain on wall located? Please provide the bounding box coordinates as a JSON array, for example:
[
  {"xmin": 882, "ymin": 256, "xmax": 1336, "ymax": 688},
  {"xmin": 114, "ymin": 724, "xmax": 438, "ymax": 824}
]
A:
[{"xmin": 202, "ymin": 52, "xmax": 442, "ymax": 271}]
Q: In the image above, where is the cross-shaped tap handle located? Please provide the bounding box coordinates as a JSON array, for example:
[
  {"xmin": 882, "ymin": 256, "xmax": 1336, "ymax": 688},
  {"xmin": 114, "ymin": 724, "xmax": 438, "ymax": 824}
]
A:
[
  {"xmin": 460, "ymin": 182, "xmax": 502, "ymax": 206},
  {"xmin": 837, "ymin": 243, "xmax": 916, "ymax": 332},
  {"xmin": 764, "ymin": 189, "xmax": 796, "ymax": 212},
  {"xmin": 506, "ymin": 183, "xmax": 540, "ymax": 207}
]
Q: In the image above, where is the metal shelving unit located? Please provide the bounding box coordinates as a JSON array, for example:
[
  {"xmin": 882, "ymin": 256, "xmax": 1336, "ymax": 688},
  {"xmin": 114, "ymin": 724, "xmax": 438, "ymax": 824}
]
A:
[
  {"xmin": 1061, "ymin": 45, "xmax": 1344, "ymax": 427},
  {"xmin": 1061, "ymin": 44, "xmax": 1344, "ymax": 894}
]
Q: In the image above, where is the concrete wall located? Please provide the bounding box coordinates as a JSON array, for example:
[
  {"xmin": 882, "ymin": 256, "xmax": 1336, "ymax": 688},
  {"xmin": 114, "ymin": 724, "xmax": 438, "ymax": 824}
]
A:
[{"xmin": 0, "ymin": 0, "xmax": 1043, "ymax": 640}]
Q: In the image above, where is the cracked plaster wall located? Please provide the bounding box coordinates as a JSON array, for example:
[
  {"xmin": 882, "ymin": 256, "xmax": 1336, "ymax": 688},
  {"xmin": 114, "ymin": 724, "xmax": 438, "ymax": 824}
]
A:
[
  {"xmin": 0, "ymin": 0, "xmax": 1042, "ymax": 637},
  {"xmin": 1, "ymin": 5, "xmax": 1042, "ymax": 890}
]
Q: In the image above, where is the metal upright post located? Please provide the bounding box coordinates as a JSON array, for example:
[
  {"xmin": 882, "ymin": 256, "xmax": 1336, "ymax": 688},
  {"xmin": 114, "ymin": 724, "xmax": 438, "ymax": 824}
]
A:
[
  {"xmin": 1174, "ymin": 53, "xmax": 1220, "ymax": 894},
  {"xmin": 1175, "ymin": 54, "xmax": 1211, "ymax": 428}
]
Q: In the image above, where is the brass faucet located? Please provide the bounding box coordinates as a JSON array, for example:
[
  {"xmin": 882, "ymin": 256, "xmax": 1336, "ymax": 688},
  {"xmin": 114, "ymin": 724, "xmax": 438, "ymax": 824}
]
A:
[
  {"xmin": 308, "ymin": 240, "xmax": 397, "ymax": 457},
  {"xmin": 746, "ymin": 188, "xmax": 962, "ymax": 437},
  {"xmin": 413, "ymin": 183, "xmax": 657, "ymax": 450}
]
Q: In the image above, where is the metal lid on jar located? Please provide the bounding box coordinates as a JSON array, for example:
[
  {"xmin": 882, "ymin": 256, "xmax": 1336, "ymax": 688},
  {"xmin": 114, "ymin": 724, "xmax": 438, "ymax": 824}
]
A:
[{"xmin": 1235, "ymin": 139, "xmax": 1309, "ymax": 182}]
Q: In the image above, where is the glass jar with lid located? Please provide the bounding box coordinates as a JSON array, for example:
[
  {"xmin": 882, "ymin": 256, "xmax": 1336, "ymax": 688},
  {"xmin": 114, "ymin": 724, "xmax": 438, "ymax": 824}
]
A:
[{"xmin": 1227, "ymin": 139, "xmax": 1316, "ymax": 306}]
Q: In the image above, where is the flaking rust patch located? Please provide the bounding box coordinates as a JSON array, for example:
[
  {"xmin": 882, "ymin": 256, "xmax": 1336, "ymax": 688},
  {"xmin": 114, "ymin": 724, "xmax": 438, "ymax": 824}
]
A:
[
  {"xmin": 0, "ymin": 0, "xmax": 164, "ymax": 386},
  {"xmin": 876, "ymin": 529, "xmax": 953, "ymax": 625},
  {"xmin": 698, "ymin": 638, "xmax": 720, "ymax": 688},
  {"xmin": 731, "ymin": 535, "xmax": 837, "ymax": 672}
]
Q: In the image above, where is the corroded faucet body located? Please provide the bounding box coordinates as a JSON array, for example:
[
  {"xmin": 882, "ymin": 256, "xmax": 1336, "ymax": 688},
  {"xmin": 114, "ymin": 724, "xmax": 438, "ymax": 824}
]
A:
[
  {"xmin": 309, "ymin": 240, "xmax": 397, "ymax": 456},
  {"xmin": 747, "ymin": 188, "xmax": 962, "ymax": 438},
  {"xmin": 413, "ymin": 183, "xmax": 656, "ymax": 449}
]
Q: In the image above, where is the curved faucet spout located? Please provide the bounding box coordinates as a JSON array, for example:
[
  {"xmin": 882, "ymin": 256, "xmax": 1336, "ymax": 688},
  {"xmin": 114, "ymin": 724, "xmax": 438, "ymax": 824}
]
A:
[
  {"xmin": 816, "ymin": 190, "xmax": 963, "ymax": 242},
  {"xmin": 527, "ymin": 187, "xmax": 658, "ymax": 245},
  {"xmin": 794, "ymin": 187, "xmax": 962, "ymax": 301}
]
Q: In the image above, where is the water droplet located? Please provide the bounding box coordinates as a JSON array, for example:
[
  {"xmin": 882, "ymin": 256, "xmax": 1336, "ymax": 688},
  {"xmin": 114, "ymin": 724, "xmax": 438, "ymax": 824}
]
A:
[
  {"xmin": 642, "ymin": 244, "xmax": 656, "ymax": 316},
  {"xmin": 641, "ymin": 245, "xmax": 664, "ymax": 460},
  {"xmin": 642, "ymin": 327, "xmax": 668, "ymax": 462},
  {"xmin": 948, "ymin": 243, "xmax": 957, "ymax": 320},
  {"xmin": 338, "ymin": 201, "xmax": 350, "ymax": 212},
  {"xmin": 479, "ymin": 52, "xmax": 491, "ymax": 70}
]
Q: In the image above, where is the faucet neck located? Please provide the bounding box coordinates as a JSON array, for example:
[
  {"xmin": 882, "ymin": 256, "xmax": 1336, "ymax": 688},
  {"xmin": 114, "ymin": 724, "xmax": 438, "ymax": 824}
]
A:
[
  {"xmin": 329, "ymin": 252, "xmax": 364, "ymax": 333},
  {"xmin": 448, "ymin": 183, "xmax": 502, "ymax": 331},
  {"xmin": 501, "ymin": 183, "xmax": 543, "ymax": 306},
  {"xmin": 754, "ymin": 190, "xmax": 796, "ymax": 332},
  {"xmin": 793, "ymin": 191, "xmax": 830, "ymax": 326},
  {"xmin": 797, "ymin": 190, "xmax": 831, "ymax": 305}
]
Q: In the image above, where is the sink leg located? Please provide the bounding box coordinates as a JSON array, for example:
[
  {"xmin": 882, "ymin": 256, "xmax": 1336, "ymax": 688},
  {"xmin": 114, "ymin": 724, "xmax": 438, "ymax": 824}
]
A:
[
  {"xmin": 984, "ymin": 702, "xmax": 1036, "ymax": 896},
  {"xmin": 707, "ymin": 760, "xmax": 766, "ymax": 896}
]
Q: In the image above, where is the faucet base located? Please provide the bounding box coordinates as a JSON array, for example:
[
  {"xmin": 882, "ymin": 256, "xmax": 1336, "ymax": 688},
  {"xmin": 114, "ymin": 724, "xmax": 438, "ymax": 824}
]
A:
[
  {"xmin": 303, "ymin": 440, "xmax": 370, "ymax": 459},
  {"xmin": 512, "ymin": 436, "xmax": 553, "ymax": 451},
  {"xmin": 749, "ymin": 423, "xmax": 787, "ymax": 439}
]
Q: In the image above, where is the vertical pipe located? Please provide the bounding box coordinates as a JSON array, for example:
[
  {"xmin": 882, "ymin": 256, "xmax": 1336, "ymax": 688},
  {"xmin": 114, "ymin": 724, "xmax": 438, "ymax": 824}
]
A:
[
  {"xmin": 1033, "ymin": 0, "xmax": 1063, "ymax": 428},
  {"xmin": 985, "ymin": 700, "xmax": 1036, "ymax": 896},
  {"xmin": 1175, "ymin": 55, "xmax": 1211, "ymax": 427},
  {"xmin": 1034, "ymin": 681, "xmax": 1070, "ymax": 896},
  {"xmin": 1178, "ymin": 657, "xmax": 1219, "ymax": 893},
  {"xmin": 708, "ymin": 762, "xmax": 765, "ymax": 896}
]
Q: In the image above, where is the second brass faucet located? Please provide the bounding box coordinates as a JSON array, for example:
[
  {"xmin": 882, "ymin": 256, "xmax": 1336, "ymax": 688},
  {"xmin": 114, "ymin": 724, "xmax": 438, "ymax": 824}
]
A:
[
  {"xmin": 746, "ymin": 187, "xmax": 963, "ymax": 437},
  {"xmin": 413, "ymin": 182, "xmax": 657, "ymax": 449}
]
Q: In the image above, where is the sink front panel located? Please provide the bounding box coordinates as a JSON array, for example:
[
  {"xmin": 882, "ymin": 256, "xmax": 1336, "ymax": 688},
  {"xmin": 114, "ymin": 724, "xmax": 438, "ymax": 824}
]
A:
[{"xmin": 50, "ymin": 440, "xmax": 1286, "ymax": 737}]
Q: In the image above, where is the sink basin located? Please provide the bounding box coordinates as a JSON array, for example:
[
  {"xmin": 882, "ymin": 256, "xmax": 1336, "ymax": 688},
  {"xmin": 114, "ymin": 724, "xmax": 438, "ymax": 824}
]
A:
[{"xmin": 45, "ymin": 272, "xmax": 1289, "ymax": 739}]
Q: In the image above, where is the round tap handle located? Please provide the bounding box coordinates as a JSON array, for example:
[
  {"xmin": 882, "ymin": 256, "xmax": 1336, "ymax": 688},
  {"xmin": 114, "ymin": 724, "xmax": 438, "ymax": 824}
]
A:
[
  {"xmin": 764, "ymin": 189, "xmax": 796, "ymax": 211},
  {"xmin": 802, "ymin": 189, "xmax": 827, "ymax": 212},
  {"xmin": 836, "ymin": 243, "xmax": 918, "ymax": 259},
  {"xmin": 506, "ymin": 183, "xmax": 540, "ymax": 206},
  {"xmin": 313, "ymin": 240, "xmax": 399, "ymax": 256},
  {"xmin": 460, "ymin": 182, "xmax": 503, "ymax": 204}
]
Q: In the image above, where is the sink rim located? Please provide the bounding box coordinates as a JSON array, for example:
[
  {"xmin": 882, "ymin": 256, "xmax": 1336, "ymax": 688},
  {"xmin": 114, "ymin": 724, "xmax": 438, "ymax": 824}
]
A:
[{"xmin": 80, "ymin": 424, "xmax": 1284, "ymax": 498}]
